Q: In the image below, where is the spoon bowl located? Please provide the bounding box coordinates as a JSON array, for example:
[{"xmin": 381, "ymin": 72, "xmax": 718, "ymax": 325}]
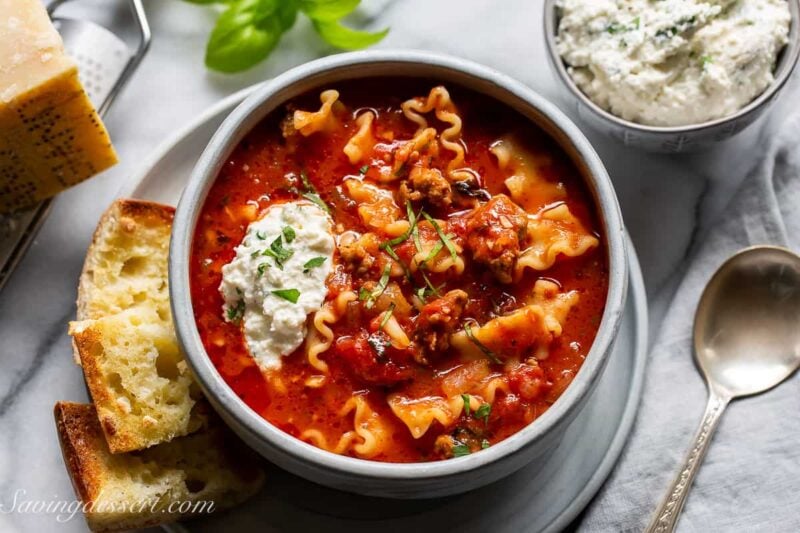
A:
[
  {"xmin": 647, "ymin": 245, "xmax": 800, "ymax": 533},
  {"xmin": 694, "ymin": 246, "xmax": 800, "ymax": 397}
]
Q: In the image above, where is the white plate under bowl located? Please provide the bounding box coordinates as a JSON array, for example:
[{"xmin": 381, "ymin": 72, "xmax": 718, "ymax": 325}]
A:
[{"xmin": 122, "ymin": 86, "xmax": 648, "ymax": 533}]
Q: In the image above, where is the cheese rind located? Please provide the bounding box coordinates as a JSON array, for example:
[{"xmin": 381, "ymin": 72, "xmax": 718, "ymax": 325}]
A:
[{"xmin": 0, "ymin": 0, "xmax": 118, "ymax": 213}]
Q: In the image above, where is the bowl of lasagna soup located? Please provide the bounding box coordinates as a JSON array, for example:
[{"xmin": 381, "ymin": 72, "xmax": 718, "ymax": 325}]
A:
[{"xmin": 170, "ymin": 51, "xmax": 628, "ymax": 498}]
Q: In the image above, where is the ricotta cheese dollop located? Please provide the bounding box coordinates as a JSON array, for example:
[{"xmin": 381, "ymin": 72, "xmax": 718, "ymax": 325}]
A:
[
  {"xmin": 220, "ymin": 201, "xmax": 335, "ymax": 371},
  {"xmin": 556, "ymin": 0, "xmax": 791, "ymax": 126}
]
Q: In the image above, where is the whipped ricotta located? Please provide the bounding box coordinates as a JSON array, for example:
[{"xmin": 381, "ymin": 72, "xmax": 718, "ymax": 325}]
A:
[
  {"xmin": 556, "ymin": 0, "xmax": 791, "ymax": 126},
  {"xmin": 220, "ymin": 201, "xmax": 335, "ymax": 371}
]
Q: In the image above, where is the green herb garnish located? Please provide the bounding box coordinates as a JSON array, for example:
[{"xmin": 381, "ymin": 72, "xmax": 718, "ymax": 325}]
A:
[
  {"xmin": 361, "ymin": 264, "xmax": 391, "ymax": 309},
  {"xmin": 256, "ymin": 230, "xmax": 267, "ymax": 240},
  {"xmin": 226, "ymin": 299, "xmax": 245, "ymax": 322},
  {"xmin": 257, "ymin": 263, "xmax": 269, "ymax": 277},
  {"xmin": 282, "ymin": 226, "xmax": 296, "ymax": 243},
  {"xmin": 271, "ymin": 288, "xmax": 301, "ymax": 303},
  {"xmin": 379, "ymin": 302, "xmax": 396, "ymax": 330},
  {"xmin": 461, "ymin": 394, "xmax": 471, "ymax": 417},
  {"xmin": 463, "ymin": 321, "xmax": 502, "ymax": 364},
  {"xmin": 183, "ymin": 0, "xmax": 388, "ymax": 73},
  {"xmin": 359, "ymin": 165, "xmax": 370, "ymax": 175},
  {"xmin": 452, "ymin": 444, "xmax": 471, "ymax": 458},
  {"xmin": 481, "ymin": 439, "xmax": 490, "ymax": 450},
  {"xmin": 475, "ymin": 403, "xmax": 491, "ymax": 425},
  {"xmin": 303, "ymin": 256, "xmax": 327, "ymax": 273},
  {"xmin": 700, "ymin": 55, "xmax": 714, "ymax": 68},
  {"xmin": 423, "ymin": 213, "xmax": 458, "ymax": 263},
  {"xmin": 262, "ymin": 234, "xmax": 293, "ymax": 269},
  {"xmin": 408, "ymin": 201, "xmax": 423, "ymax": 253},
  {"xmin": 299, "ymin": 171, "xmax": 331, "ymax": 214}
]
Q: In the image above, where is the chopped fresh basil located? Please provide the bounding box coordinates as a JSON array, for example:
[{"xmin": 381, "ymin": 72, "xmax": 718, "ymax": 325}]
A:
[
  {"xmin": 359, "ymin": 164, "xmax": 370, "ymax": 175},
  {"xmin": 271, "ymin": 288, "xmax": 300, "ymax": 303},
  {"xmin": 419, "ymin": 269, "xmax": 442, "ymax": 299},
  {"xmin": 452, "ymin": 444, "xmax": 471, "ymax": 458},
  {"xmin": 300, "ymin": 171, "xmax": 331, "ymax": 214},
  {"xmin": 379, "ymin": 302, "xmax": 396, "ymax": 330},
  {"xmin": 423, "ymin": 213, "xmax": 458, "ymax": 263},
  {"xmin": 464, "ymin": 321, "xmax": 502, "ymax": 364},
  {"xmin": 481, "ymin": 439, "xmax": 490, "ymax": 450},
  {"xmin": 262, "ymin": 234, "xmax": 293, "ymax": 269},
  {"xmin": 226, "ymin": 299, "xmax": 245, "ymax": 322},
  {"xmin": 361, "ymin": 264, "xmax": 392, "ymax": 309},
  {"xmin": 303, "ymin": 256, "xmax": 327, "ymax": 273},
  {"xmin": 408, "ymin": 201, "xmax": 423, "ymax": 253},
  {"xmin": 257, "ymin": 262, "xmax": 268, "ymax": 277},
  {"xmin": 461, "ymin": 394, "xmax": 471, "ymax": 417},
  {"xmin": 256, "ymin": 230, "xmax": 267, "ymax": 240},
  {"xmin": 282, "ymin": 226, "xmax": 296, "ymax": 243},
  {"xmin": 475, "ymin": 403, "xmax": 491, "ymax": 425}
]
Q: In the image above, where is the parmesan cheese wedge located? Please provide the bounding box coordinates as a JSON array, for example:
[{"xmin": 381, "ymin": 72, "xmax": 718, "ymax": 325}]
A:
[{"xmin": 0, "ymin": 0, "xmax": 118, "ymax": 213}]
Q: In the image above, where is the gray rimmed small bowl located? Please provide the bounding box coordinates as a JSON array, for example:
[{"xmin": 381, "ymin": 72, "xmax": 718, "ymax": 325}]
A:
[
  {"xmin": 544, "ymin": 0, "xmax": 800, "ymax": 153},
  {"xmin": 170, "ymin": 50, "xmax": 628, "ymax": 499}
]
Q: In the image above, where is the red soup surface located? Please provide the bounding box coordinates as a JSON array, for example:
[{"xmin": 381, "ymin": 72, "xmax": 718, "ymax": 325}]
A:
[{"xmin": 190, "ymin": 79, "xmax": 608, "ymax": 463}]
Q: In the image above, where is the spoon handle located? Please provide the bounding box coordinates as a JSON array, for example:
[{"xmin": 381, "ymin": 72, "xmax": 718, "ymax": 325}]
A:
[{"xmin": 645, "ymin": 390, "xmax": 732, "ymax": 533}]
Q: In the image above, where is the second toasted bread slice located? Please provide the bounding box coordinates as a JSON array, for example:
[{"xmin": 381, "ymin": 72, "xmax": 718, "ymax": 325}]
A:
[
  {"xmin": 55, "ymin": 401, "xmax": 264, "ymax": 533},
  {"xmin": 69, "ymin": 307, "xmax": 206, "ymax": 452}
]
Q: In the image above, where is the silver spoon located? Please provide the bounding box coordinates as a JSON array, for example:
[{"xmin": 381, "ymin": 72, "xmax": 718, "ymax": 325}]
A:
[{"xmin": 646, "ymin": 245, "xmax": 800, "ymax": 533}]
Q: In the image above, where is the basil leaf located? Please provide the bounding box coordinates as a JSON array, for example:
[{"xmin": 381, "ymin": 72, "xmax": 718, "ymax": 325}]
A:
[
  {"xmin": 271, "ymin": 288, "xmax": 301, "ymax": 303},
  {"xmin": 282, "ymin": 226, "xmax": 296, "ymax": 243},
  {"xmin": 475, "ymin": 403, "xmax": 491, "ymax": 425},
  {"xmin": 464, "ymin": 321, "xmax": 502, "ymax": 364},
  {"xmin": 303, "ymin": 256, "xmax": 327, "ymax": 273},
  {"xmin": 452, "ymin": 444, "xmax": 471, "ymax": 457},
  {"xmin": 205, "ymin": 0, "xmax": 290, "ymax": 73},
  {"xmin": 379, "ymin": 302, "xmax": 396, "ymax": 330},
  {"xmin": 312, "ymin": 19, "xmax": 388, "ymax": 50},
  {"xmin": 299, "ymin": 0, "xmax": 359, "ymax": 22},
  {"xmin": 461, "ymin": 394, "xmax": 471, "ymax": 417}
]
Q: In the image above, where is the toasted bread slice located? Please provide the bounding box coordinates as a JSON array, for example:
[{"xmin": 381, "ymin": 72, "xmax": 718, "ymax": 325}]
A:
[
  {"xmin": 69, "ymin": 199, "xmax": 205, "ymax": 452},
  {"xmin": 55, "ymin": 402, "xmax": 264, "ymax": 533},
  {"xmin": 69, "ymin": 307, "xmax": 207, "ymax": 453},
  {"xmin": 76, "ymin": 199, "xmax": 173, "ymax": 322}
]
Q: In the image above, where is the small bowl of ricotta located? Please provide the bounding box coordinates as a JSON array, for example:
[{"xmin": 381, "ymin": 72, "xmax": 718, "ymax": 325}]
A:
[{"xmin": 545, "ymin": 0, "xmax": 800, "ymax": 152}]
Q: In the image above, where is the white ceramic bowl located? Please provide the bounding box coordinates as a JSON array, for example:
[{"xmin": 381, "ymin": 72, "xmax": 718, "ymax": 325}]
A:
[
  {"xmin": 170, "ymin": 50, "xmax": 628, "ymax": 498},
  {"xmin": 544, "ymin": 0, "xmax": 800, "ymax": 153}
]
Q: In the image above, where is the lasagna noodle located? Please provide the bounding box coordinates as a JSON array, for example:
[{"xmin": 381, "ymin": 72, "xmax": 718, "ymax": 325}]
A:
[
  {"xmin": 293, "ymin": 90, "xmax": 340, "ymax": 136},
  {"xmin": 450, "ymin": 280, "xmax": 579, "ymax": 360},
  {"xmin": 401, "ymin": 86, "xmax": 470, "ymax": 181},
  {"xmin": 516, "ymin": 203, "xmax": 599, "ymax": 279},
  {"xmin": 343, "ymin": 178, "xmax": 407, "ymax": 236},
  {"xmin": 389, "ymin": 374, "xmax": 510, "ymax": 439},
  {"xmin": 343, "ymin": 111, "xmax": 376, "ymax": 165},
  {"xmin": 305, "ymin": 290, "xmax": 357, "ymax": 383},
  {"xmin": 301, "ymin": 395, "xmax": 389, "ymax": 458},
  {"xmin": 490, "ymin": 135, "xmax": 566, "ymax": 210}
]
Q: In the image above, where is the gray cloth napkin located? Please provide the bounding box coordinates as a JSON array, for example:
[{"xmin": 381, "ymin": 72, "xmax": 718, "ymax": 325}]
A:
[{"xmin": 579, "ymin": 110, "xmax": 800, "ymax": 532}]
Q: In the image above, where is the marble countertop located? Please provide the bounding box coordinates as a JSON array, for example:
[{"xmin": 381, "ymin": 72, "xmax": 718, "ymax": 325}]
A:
[{"xmin": 1, "ymin": 0, "xmax": 798, "ymax": 531}]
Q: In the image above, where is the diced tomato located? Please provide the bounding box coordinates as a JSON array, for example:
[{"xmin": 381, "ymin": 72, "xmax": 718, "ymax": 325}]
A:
[
  {"xmin": 333, "ymin": 331, "xmax": 414, "ymax": 387},
  {"xmin": 507, "ymin": 363, "xmax": 550, "ymax": 402}
]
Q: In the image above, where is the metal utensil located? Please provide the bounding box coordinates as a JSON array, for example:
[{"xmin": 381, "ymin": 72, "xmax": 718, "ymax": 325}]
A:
[
  {"xmin": 0, "ymin": 0, "xmax": 150, "ymax": 294},
  {"xmin": 646, "ymin": 245, "xmax": 800, "ymax": 533}
]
